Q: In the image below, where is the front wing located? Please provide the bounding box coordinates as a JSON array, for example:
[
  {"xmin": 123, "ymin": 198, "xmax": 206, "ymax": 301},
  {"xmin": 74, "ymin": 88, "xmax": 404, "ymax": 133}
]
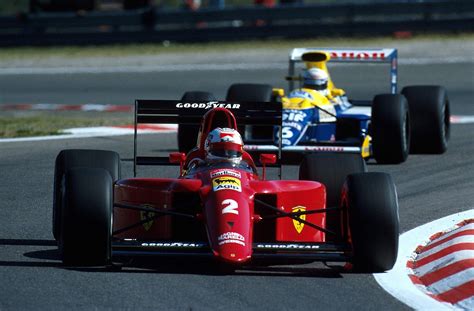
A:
[{"xmin": 112, "ymin": 240, "xmax": 352, "ymax": 262}]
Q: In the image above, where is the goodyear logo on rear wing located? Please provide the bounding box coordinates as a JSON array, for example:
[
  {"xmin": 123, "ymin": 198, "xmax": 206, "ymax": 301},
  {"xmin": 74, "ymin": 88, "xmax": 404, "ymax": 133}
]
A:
[
  {"xmin": 210, "ymin": 169, "xmax": 241, "ymax": 179},
  {"xmin": 212, "ymin": 177, "xmax": 241, "ymax": 192},
  {"xmin": 176, "ymin": 102, "xmax": 240, "ymax": 109}
]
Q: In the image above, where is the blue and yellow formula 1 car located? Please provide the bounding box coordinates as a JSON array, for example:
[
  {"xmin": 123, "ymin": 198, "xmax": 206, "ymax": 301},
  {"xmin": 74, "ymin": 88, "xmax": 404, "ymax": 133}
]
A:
[{"xmin": 237, "ymin": 48, "xmax": 450, "ymax": 164}]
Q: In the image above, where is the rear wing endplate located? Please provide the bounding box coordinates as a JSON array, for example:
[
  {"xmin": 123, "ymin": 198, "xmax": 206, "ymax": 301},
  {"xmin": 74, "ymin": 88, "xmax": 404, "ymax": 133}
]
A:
[
  {"xmin": 288, "ymin": 48, "xmax": 398, "ymax": 94},
  {"xmin": 133, "ymin": 100, "xmax": 282, "ymax": 176}
]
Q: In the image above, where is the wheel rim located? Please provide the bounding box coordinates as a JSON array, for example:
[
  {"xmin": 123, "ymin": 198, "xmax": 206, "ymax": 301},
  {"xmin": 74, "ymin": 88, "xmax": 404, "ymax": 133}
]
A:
[
  {"xmin": 402, "ymin": 112, "xmax": 409, "ymax": 154},
  {"xmin": 441, "ymin": 100, "xmax": 450, "ymax": 146}
]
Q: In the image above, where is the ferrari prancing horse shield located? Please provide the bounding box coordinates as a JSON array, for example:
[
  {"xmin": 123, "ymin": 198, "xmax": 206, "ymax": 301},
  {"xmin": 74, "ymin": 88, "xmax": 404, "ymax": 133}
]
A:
[
  {"xmin": 292, "ymin": 206, "xmax": 306, "ymax": 234},
  {"xmin": 140, "ymin": 205, "xmax": 156, "ymax": 231}
]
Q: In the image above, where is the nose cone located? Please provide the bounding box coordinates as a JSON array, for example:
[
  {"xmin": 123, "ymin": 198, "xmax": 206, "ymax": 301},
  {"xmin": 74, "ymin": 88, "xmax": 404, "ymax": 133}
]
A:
[
  {"xmin": 203, "ymin": 168, "xmax": 254, "ymax": 264},
  {"xmin": 216, "ymin": 231, "xmax": 251, "ymax": 263},
  {"xmin": 204, "ymin": 193, "xmax": 254, "ymax": 264}
]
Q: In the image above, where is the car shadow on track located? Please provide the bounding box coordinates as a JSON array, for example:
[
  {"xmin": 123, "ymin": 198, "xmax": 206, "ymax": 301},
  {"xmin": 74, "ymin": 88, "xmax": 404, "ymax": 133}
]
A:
[
  {"xmin": 0, "ymin": 238, "xmax": 61, "ymax": 268},
  {"xmin": 66, "ymin": 259, "xmax": 345, "ymax": 278},
  {"xmin": 0, "ymin": 239, "xmax": 56, "ymax": 246},
  {"xmin": 1, "ymin": 239, "xmax": 344, "ymax": 278}
]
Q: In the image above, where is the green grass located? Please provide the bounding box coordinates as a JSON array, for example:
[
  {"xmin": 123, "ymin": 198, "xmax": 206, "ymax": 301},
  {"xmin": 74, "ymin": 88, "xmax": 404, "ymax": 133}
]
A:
[
  {"xmin": 1, "ymin": 32, "xmax": 471, "ymax": 138},
  {"xmin": 0, "ymin": 114, "xmax": 131, "ymax": 138},
  {"xmin": 1, "ymin": 33, "xmax": 472, "ymax": 61},
  {"xmin": 0, "ymin": 0, "xmax": 29, "ymax": 14}
]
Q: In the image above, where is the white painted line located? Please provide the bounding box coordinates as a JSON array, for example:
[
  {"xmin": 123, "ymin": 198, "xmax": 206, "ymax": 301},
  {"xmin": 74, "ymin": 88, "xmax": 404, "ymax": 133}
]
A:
[
  {"xmin": 374, "ymin": 209, "xmax": 474, "ymax": 310},
  {"xmin": 0, "ymin": 63, "xmax": 286, "ymax": 75},
  {"xmin": 451, "ymin": 115, "xmax": 474, "ymax": 124},
  {"xmin": 0, "ymin": 113, "xmax": 471, "ymax": 143},
  {"xmin": 64, "ymin": 125, "xmax": 177, "ymax": 135},
  {"xmin": 0, "ymin": 125, "xmax": 177, "ymax": 143}
]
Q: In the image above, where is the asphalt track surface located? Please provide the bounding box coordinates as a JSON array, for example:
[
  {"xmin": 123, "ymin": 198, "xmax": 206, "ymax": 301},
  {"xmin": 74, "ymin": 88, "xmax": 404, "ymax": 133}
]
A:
[{"xmin": 0, "ymin": 61, "xmax": 473, "ymax": 310}]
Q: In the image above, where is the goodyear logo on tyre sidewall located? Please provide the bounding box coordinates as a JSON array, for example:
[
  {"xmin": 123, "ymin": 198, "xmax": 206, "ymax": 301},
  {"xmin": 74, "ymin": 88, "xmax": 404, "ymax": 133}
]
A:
[
  {"xmin": 212, "ymin": 177, "xmax": 241, "ymax": 192},
  {"xmin": 292, "ymin": 206, "xmax": 306, "ymax": 233}
]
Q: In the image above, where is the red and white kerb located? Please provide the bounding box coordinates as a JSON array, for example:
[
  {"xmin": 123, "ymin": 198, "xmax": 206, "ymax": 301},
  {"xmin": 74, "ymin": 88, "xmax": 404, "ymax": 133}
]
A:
[{"xmin": 407, "ymin": 219, "xmax": 474, "ymax": 309}]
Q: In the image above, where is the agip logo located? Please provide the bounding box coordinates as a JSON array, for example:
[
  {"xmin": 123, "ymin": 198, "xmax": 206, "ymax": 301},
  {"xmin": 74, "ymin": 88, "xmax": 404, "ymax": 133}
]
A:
[
  {"xmin": 212, "ymin": 177, "xmax": 241, "ymax": 192},
  {"xmin": 292, "ymin": 206, "xmax": 306, "ymax": 234}
]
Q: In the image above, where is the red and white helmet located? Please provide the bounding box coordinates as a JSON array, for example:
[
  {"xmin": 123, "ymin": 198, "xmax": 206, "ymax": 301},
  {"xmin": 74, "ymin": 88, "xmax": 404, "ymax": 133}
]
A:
[{"xmin": 205, "ymin": 127, "xmax": 243, "ymax": 164}]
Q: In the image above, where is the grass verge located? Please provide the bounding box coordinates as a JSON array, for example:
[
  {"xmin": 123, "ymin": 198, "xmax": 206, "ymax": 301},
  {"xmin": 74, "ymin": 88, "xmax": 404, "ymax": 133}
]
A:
[
  {"xmin": 0, "ymin": 113, "xmax": 132, "ymax": 138},
  {"xmin": 1, "ymin": 33, "xmax": 472, "ymax": 61}
]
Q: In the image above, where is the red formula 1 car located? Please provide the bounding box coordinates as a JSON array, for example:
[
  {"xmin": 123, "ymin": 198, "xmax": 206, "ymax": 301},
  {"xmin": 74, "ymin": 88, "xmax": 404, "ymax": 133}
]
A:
[{"xmin": 52, "ymin": 100, "xmax": 399, "ymax": 272}]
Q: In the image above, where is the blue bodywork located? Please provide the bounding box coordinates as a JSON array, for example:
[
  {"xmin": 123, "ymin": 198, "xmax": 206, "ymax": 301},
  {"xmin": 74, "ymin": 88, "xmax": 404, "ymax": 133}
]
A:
[
  {"xmin": 274, "ymin": 100, "xmax": 371, "ymax": 147},
  {"xmin": 276, "ymin": 47, "xmax": 398, "ymax": 149}
]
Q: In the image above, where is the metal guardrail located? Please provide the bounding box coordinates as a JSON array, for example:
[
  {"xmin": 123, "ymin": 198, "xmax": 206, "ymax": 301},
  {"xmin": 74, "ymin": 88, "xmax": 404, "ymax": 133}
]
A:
[{"xmin": 0, "ymin": 0, "xmax": 473, "ymax": 46}]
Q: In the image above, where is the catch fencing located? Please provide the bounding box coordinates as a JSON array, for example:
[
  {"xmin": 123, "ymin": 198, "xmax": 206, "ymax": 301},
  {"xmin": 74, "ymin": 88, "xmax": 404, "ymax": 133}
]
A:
[{"xmin": 0, "ymin": 0, "xmax": 473, "ymax": 46}]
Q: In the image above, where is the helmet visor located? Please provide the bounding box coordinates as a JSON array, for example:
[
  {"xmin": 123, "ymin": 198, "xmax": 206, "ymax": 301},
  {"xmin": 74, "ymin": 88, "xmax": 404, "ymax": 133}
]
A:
[
  {"xmin": 210, "ymin": 149, "xmax": 243, "ymax": 158},
  {"xmin": 304, "ymin": 79, "xmax": 328, "ymax": 91},
  {"xmin": 209, "ymin": 142, "xmax": 243, "ymax": 158},
  {"xmin": 312, "ymin": 82, "xmax": 328, "ymax": 91}
]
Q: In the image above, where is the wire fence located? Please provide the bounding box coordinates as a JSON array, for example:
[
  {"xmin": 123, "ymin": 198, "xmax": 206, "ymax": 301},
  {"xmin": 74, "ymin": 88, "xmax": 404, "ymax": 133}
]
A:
[{"xmin": 0, "ymin": 0, "xmax": 472, "ymax": 46}]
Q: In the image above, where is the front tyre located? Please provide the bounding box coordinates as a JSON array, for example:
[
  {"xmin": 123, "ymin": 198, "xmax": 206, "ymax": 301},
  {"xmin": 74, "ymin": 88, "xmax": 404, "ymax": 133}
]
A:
[
  {"xmin": 53, "ymin": 149, "xmax": 120, "ymax": 241},
  {"xmin": 343, "ymin": 172, "xmax": 399, "ymax": 272},
  {"xmin": 59, "ymin": 168, "xmax": 113, "ymax": 266}
]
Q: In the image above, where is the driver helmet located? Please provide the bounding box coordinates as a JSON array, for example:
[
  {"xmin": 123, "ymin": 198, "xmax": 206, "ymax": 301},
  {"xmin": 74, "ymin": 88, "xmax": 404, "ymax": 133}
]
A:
[
  {"xmin": 303, "ymin": 68, "xmax": 329, "ymax": 95},
  {"xmin": 205, "ymin": 127, "xmax": 243, "ymax": 165}
]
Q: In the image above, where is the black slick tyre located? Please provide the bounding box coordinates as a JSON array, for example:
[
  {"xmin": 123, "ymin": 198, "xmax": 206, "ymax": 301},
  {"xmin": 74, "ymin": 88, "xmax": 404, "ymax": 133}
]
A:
[
  {"xmin": 343, "ymin": 172, "xmax": 399, "ymax": 272},
  {"xmin": 59, "ymin": 168, "xmax": 113, "ymax": 266},
  {"xmin": 226, "ymin": 83, "xmax": 274, "ymax": 141},
  {"xmin": 226, "ymin": 83, "xmax": 273, "ymax": 102},
  {"xmin": 371, "ymin": 94, "xmax": 410, "ymax": 164},
  {"xmin": 401, "ymin": 85, "xmax": 450, "ymax": 154},
  {"xmin": 178, "ymin": 91, "xmax": 217, "ymax": 153},
  {"xmin": 299, "ymin": 153, "xmax": 367, "ymax": 240},
  {"xmin": 53, "ymin": 149, "xmax": 120, "ymax": 241}
]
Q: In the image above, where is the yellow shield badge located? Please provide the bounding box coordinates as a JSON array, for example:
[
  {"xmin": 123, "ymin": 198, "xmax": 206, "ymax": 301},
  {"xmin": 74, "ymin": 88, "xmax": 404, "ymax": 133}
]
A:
[
  {"xmin": 292, "ymin": 206, "xmax": 306, "ymax": 234},
  {"xmin": 140, "ymin": 205, "xmax": 156, "ymax": 231}
]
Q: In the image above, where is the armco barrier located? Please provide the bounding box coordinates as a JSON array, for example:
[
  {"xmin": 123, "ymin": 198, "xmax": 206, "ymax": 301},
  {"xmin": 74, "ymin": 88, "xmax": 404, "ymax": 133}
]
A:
[{"xmin": 0, "ymin": 0, "xmax": 473, "ymax": 46}]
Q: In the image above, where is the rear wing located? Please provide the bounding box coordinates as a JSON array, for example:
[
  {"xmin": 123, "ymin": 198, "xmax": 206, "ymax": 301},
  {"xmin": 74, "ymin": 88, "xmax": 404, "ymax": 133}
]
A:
[
  {"xmin": 288, "ymin": 48, "xmax": 398, "ymax": 94},
  {"xmin": 133, "ymin": 100, "xmax": 282, "ymax": 176}
]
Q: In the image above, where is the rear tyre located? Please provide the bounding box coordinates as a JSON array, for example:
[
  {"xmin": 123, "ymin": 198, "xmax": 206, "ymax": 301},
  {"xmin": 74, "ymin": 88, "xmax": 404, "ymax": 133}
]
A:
[
  {"xmin": 371, "ymin": 94, "xmax": 410, "ymax": 164},
  {"xmin": 53, "ymin": 149, "xmax": 120, "ymax": 241},
  {"xmin": 343, "ymin": 172, "xmax": 399, "ymax": 272},
  {"xmin": 226, "ymin": 83, "xmax": 273, "ymax": 102},
  {"xmin": 401, "ymin": 85, "xmax": 450, "ymax": 154},
  {"xmin": 226, "ymin": 83, "xmax": 274, "ymax": 141},
  {"xmin": 299, "ymin": 153, "xmax": 367, "ymax": 240},
  {"xmin": 177, "ymin": 91, "xmax": 217, "ymax": 154},
  {"xmin": 123, "ymin": 0, "xmax": 150, "ymax": 9},
  {"xmin": 59, "ymin": 168, "xmax": 113, "ymax": 266}
]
